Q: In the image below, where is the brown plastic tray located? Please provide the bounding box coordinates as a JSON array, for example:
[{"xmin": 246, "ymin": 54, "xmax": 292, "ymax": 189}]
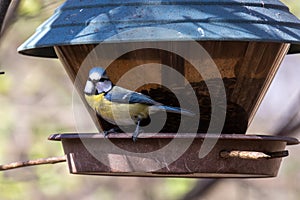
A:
[{"xmin": 49, "ymin": 133, "xmax": 299, "ymax": 178}]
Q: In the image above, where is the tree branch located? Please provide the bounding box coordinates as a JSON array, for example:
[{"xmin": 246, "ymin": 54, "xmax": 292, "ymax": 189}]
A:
[
  {"xmin": 0, "ymin": 155, "xmax": 67, "ymax": 171},
  {"xmin": 0, "ymin": 0, "xmax": 12, "ymax": 34},
  {"xmin": 0, "ymin": 0, "xmax": 21, "ymax": 39}
]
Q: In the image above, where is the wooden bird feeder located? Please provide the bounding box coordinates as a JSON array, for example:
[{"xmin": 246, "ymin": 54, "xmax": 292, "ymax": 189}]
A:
[{"xmin": 18, "ymin": 0, "xmax": 300, "ymax": 178}]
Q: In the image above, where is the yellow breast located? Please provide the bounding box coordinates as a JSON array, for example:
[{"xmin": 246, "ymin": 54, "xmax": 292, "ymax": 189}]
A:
[{"xmin": 84, "ymin": 94, "xmax": 149, "ymax": 125}]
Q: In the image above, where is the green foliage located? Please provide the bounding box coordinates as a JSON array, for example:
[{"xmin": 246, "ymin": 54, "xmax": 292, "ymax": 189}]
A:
[
  {"xmin": 162, "ymin": 178, "xmax": 196, "ymax": 200},
  {"xmin": 19, "ymin": 0, "xmax": 42, "ymax": 17},
  {"xmin": 0, "ymin": 178, "xmax": 30, "ymax": 200},
  {"xmin": 281, "ymin": 0, "xmax": 300, "ymax": 17},
  {"xmin": 0, "ymin": 73, "xmax": 12, "ymax": 95},
  {"xmin": 151, "ymin": 178, "xmax": 196, "ymax": 199}
]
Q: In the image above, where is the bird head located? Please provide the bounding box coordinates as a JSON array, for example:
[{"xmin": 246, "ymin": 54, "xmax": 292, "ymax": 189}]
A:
[{"xmin": 84, "ymin": 67, "xmax": 113, "ymax": 95}]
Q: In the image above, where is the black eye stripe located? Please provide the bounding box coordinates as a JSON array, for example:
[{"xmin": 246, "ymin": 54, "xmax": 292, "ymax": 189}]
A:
[
  {"xmin": 99, "ymin": 78, "xmax": 108, "ymax": 82},
  {"xmin": 88, "ymin": 78, "xmax": 109, "ymax": 83}
]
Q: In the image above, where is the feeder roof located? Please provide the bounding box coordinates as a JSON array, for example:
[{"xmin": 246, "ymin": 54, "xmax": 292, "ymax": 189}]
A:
[{"xmin": 18, "ymin": 0, "xmax": 300, "ymax": 58}]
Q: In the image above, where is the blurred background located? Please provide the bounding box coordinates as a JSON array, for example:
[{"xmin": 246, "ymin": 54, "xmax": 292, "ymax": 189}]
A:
[{"xmin": 0, "ymin": 0, "xmax": 299, "ymax": 199}]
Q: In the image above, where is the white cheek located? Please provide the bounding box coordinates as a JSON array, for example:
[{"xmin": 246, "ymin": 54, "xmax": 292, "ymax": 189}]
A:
[{"xmin": 89, "ymin": 72, "xmax": 101, "ymax": 80}]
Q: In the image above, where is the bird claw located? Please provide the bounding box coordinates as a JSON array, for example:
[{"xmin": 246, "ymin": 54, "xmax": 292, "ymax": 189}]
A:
[
  {"xmin": 103, "ymin": 127, "xmax": 121, "ymax": 138},
  {"xmin": 132, "ymin": 135, "xmax": 138, "ymax": 142},
  {"xmin": 102, "ymin": 123, "xmax": 144, "ymax": 142},
  {"xmin": 132, "ymin": 129, "xmax": 144, "ymax": 142}
]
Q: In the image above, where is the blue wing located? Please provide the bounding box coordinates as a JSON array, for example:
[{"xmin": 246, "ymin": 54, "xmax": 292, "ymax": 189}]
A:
[
  {"xmin": 104, "ymin": 86, "xmax": 159, "ymax": 105},
  {"xmin": 152, "ymin": 105, "xmax": 195, "ymax": 116}
]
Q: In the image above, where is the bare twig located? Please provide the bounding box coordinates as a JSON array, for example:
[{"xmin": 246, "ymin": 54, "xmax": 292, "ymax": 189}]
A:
[
  {"xmin": 0, "ymin": 0, "xmax": 21, "ymax": 37},
  {"xmin": 0, "ymin": 155, "xmax": 67, "ymax": 171},
  {"xmin": 0, "ymin": 0, "xmax": 12, "ymax": 35},
  {"xmin": 0, "ymin": 0, "xmax": 21, "ymax": 39}
]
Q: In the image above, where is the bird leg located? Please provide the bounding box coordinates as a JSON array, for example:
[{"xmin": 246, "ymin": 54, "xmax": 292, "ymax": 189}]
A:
[
  {"xmin": 132, "ymin": 119, "xmax": 142, "ymax": 142},
  {"xmin": 104, "ymin": 127, "xmax": 121, "ymax": 137}
]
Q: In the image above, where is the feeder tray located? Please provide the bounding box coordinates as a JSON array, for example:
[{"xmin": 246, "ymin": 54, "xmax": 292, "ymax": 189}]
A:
[{"xmin": 49, "ymin": 133, "xmax": 299, "ymax": 178}]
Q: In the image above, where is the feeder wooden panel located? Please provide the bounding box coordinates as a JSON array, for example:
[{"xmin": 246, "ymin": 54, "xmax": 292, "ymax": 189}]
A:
[{"xmin": 54, "ymin": 41, "xmax": 289, "ymax": 134}]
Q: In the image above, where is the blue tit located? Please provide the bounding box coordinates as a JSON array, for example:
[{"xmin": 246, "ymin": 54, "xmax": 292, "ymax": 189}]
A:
[{"xmin": 84, "ymin": 67, "xmax": 194, "ymax": 141}]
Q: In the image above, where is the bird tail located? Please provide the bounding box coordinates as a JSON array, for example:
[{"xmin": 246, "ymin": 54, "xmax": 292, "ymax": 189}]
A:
[{"xmin": 150, "ymin": 105, "xmax": 195, "ymax": 117}]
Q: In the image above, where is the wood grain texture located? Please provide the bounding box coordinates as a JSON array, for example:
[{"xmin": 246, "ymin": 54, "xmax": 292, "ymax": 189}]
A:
[{"xmin": 54, "ymin": 41, "xmax": 288, "ymax": 134}]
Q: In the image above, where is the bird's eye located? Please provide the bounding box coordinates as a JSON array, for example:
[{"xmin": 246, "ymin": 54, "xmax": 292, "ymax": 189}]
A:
[
  {"xmin": 88, "ymin": 78, "xmax": 100, "ymax": 84},
  {"xmin": 99, "ymin": 78, "xmax": 108, "ymax": 82}
]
